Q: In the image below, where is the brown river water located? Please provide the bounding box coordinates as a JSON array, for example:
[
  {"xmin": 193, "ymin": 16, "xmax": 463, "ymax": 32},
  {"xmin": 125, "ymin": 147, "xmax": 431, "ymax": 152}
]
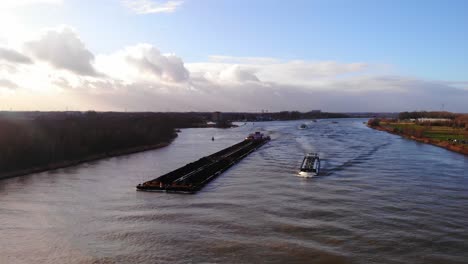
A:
[{"xmin": 1, "ymin": 119, "xmax": 467, "ymax": 264}]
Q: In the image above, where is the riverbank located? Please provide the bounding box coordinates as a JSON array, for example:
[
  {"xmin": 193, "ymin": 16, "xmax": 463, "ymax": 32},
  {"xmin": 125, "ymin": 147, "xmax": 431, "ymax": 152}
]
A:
[
  {"xmin": 0, "ymin": 141, "xmax": 172, "ymax": 180},
  {"xmin": 368, "ymin": 123, "xmax": 468, "ymax": 155},
  {"xmin": 0, "ymin": 111, "xmax": 209, "ymax": 180}
]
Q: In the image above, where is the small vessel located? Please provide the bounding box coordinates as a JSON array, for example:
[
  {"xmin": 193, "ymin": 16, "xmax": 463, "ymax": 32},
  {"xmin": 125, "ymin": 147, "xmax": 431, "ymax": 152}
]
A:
[
  {"xmin": 245, "ymin": 131, "xmax": 271, "ymax": 141},
  {"xmin": 299, "ymin": 123, "xmax": 308, "ymax": 129},
  {"xmin": 300, "ymin": 153, "xmax": 320, "ymax": 175}
]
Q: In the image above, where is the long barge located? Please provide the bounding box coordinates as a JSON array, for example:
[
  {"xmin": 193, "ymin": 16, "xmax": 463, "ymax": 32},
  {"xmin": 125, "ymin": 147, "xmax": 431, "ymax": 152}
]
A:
[{"xmin": 136, "ymin": 132, "xmax": 270, "ymax": 193}]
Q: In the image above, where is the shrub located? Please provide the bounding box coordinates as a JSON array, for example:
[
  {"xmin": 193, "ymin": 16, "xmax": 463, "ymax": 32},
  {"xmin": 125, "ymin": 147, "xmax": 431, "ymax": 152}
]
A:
[{"xmin": 368, "ymin": 118, "xmax": 381, "ymax": 126}]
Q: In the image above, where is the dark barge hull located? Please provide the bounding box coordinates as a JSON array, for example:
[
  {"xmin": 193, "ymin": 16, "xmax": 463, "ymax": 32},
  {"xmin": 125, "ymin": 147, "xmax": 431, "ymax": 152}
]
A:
[{"xmin": 136, "ymin": 137, "xmax": 270, "ymax": 193}]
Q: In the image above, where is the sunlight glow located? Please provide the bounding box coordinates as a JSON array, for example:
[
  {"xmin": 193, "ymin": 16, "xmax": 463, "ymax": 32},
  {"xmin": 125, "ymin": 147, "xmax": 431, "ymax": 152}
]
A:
[{"xmin": 0, "ymin": 0, "xmax": 62, "ymax": 9}]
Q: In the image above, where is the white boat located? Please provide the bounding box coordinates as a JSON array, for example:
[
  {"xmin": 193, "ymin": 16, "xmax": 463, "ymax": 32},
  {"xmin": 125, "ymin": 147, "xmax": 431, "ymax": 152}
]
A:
[{"xmin": 300, "ymin": 153, "xmax": 320, "ymax": 175}]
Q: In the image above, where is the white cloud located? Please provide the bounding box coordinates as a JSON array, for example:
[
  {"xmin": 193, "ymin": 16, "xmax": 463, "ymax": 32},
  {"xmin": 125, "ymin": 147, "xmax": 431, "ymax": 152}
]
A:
[
  {"xmin": 197, "ymin": 64, "xmax": 260, "ymax": 84},
  {"xmin": 122, "ymin": 0, "xmax": 183, "ymax": 14},
  {"xmin": 187, "ymin": 59, "xmax": 369, "ymax": 87},
  {"xmin": 1, "ymin": 26, "xmax": 467, "ymax": 112},
  {"xmin": 96, "ymin": 44, "xmax": 189, "ymax": 83},
  {"xmin": 24, "ymin": 26, "xmax": 98, "ymax": 76},
  {"xmin": 219, "ymin": 65, "xmax": 260, "ymax": 83},
  {"xmin": 0, "ymin": 47, "xmax": 32, "ymax": 64},
  {"xmin": 0, "ymin": 79, "xmax": 19, "ymax": 90}
]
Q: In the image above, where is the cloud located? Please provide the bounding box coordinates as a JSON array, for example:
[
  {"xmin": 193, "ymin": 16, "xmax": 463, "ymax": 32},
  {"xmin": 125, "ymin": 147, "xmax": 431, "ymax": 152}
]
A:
[
  {"xmin": 219, "ymin": 65, "xmax": 260, "ymax": 83},
  {"xmin": 122, "ymin": 0, "xmax": 183, "ymax": 14},
  {"xmin": 25, "ymin": 26, "xmax": 98, "ymax": 76},
  {"xmin": 0, "ymin": 79, "xmax": 19, "ymax": 90},
  {"xmin": 2, "ymin": 25, "xmax": 468, "ymax": 112},
  {"xmin": 181, "ymin": 59, "xmax": 468, "ymax": 112},
  {"xmin": 96, "ymin": 44, "xmax": 189, "ymax": 83},
  {"xmin": 0, "ymin": 47, "xmax": 32, "ymax": 64},
  {"xmin": 198, "ymin": 64, "xmax": 260, "ymax": 84},
  {"xmin": 0, "ymin": 64, "xmax": 19, "ymax": 74},
  {"xmin": 187, "ymin": 58, "xmax": 369, "ymax": 87},
  {"xmin": 61, "ymin": 75, "xmax": 467, "ymax": 113}
]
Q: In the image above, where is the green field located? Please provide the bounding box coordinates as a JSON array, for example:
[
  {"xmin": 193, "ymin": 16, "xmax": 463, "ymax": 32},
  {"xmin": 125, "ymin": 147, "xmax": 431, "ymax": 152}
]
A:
[
  {"xmin": 381, "ymin": 122, "xmax": 468, "ymax": 142},
  {"xmin": 423, "ymin": 127, "xmax": 467, "ymax": 141}
]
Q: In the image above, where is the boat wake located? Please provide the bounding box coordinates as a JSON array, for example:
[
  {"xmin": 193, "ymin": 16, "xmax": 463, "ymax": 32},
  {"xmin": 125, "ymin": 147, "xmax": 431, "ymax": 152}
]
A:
[
  {"xmin": 325, "ymin": 142, "xmax": 390, "ymax": 175},
  {"xmin": 297, "ymin": 171, "xmax": 315, "ymax": 178}
]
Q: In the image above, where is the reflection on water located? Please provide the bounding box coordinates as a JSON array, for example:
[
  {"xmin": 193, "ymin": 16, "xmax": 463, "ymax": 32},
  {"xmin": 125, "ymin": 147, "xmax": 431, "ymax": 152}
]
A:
[{"xmin": 1, "ymin": 119, "xmax": 467, "ymax": 264}]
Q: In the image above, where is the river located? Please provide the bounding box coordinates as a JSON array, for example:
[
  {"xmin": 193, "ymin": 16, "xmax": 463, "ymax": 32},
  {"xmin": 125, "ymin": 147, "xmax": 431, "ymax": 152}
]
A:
[{"xmin": 1, "ymin": 119, "xmax": 467, "ymax": 264}]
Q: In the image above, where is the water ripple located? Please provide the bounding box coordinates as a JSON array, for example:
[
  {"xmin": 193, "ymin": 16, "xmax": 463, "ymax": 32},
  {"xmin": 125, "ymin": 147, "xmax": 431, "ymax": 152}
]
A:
[{"xmin": 1, "ymin": 119, "xmax": 467, "ymax": 264}]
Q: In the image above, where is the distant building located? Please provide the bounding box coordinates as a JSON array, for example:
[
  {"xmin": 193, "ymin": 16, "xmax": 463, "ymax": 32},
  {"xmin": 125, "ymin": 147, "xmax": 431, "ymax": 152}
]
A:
[
  {"xmin": 416, "ymin": 118, "xmax": 451, "ymax": 122},
  {"xmin": 255, "ymin": 115, "xmax": 273, "ymax": 121}
]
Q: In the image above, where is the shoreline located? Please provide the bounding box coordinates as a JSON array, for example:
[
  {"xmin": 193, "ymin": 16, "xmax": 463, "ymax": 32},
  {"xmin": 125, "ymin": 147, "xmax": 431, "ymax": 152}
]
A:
[
  {"xmin": 368, "ymin": 124, "xmax": 468, "ymax": 155},
  {"xmin": 0, "ymin": 141, "xmax": 172, "ymax": 180}
]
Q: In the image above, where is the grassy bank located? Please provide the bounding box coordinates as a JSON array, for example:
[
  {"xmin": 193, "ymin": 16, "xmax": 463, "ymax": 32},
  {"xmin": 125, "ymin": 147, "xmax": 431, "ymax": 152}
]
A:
[{"xmin": 368, "ymin": 119, "xmax": 468, "ymax": 155}]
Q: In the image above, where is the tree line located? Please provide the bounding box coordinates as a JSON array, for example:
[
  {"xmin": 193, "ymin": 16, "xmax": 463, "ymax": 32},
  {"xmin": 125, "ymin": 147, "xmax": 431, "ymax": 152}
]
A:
[
  {"xmin": 0, "ymin": 112, "xmax": 204, "ymax": 174},
  {"xmin": 219, "ymin": 111, "xmax": 349, "ymax": 121},
  {"xmin": 398, "ymin": 111, "xmax": 468, "ymax": 129},
  {"xmin": 398, "ymin": 111, "xmax": 457, "ymax": 120},
  {"xmin": 369, "ymin": 111, "xmax": 468, "ymax": 130}
]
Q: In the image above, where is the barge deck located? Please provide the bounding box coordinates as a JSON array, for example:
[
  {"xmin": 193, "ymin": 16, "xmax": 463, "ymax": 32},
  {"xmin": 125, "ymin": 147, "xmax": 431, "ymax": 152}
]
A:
[{"xmin": 136, "ymin": 132, "xmax": 270, "ymax": 193}]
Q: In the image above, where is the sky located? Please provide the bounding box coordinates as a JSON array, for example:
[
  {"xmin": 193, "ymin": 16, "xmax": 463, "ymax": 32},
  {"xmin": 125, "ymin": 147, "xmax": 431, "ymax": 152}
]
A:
[{"xmin": 0, "ymin": 0, "xmax": 467, "ymax": 112}]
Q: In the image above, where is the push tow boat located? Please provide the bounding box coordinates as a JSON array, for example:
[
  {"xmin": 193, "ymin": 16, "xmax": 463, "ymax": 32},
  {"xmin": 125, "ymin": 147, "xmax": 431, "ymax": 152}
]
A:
[
  {"xmin": 136, "ymin": 132, "xmax": 270, "ymax": 193},
  {"xmin": 300, "ymin": 153, "xmax": 320, "ymax": 176}
]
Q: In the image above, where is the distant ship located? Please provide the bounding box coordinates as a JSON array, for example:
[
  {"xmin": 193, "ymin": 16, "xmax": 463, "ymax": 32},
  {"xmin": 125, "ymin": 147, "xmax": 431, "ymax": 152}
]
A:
[{"xmin": 300, "ymin": 153, "xmax": 320, "ymax": 175}]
